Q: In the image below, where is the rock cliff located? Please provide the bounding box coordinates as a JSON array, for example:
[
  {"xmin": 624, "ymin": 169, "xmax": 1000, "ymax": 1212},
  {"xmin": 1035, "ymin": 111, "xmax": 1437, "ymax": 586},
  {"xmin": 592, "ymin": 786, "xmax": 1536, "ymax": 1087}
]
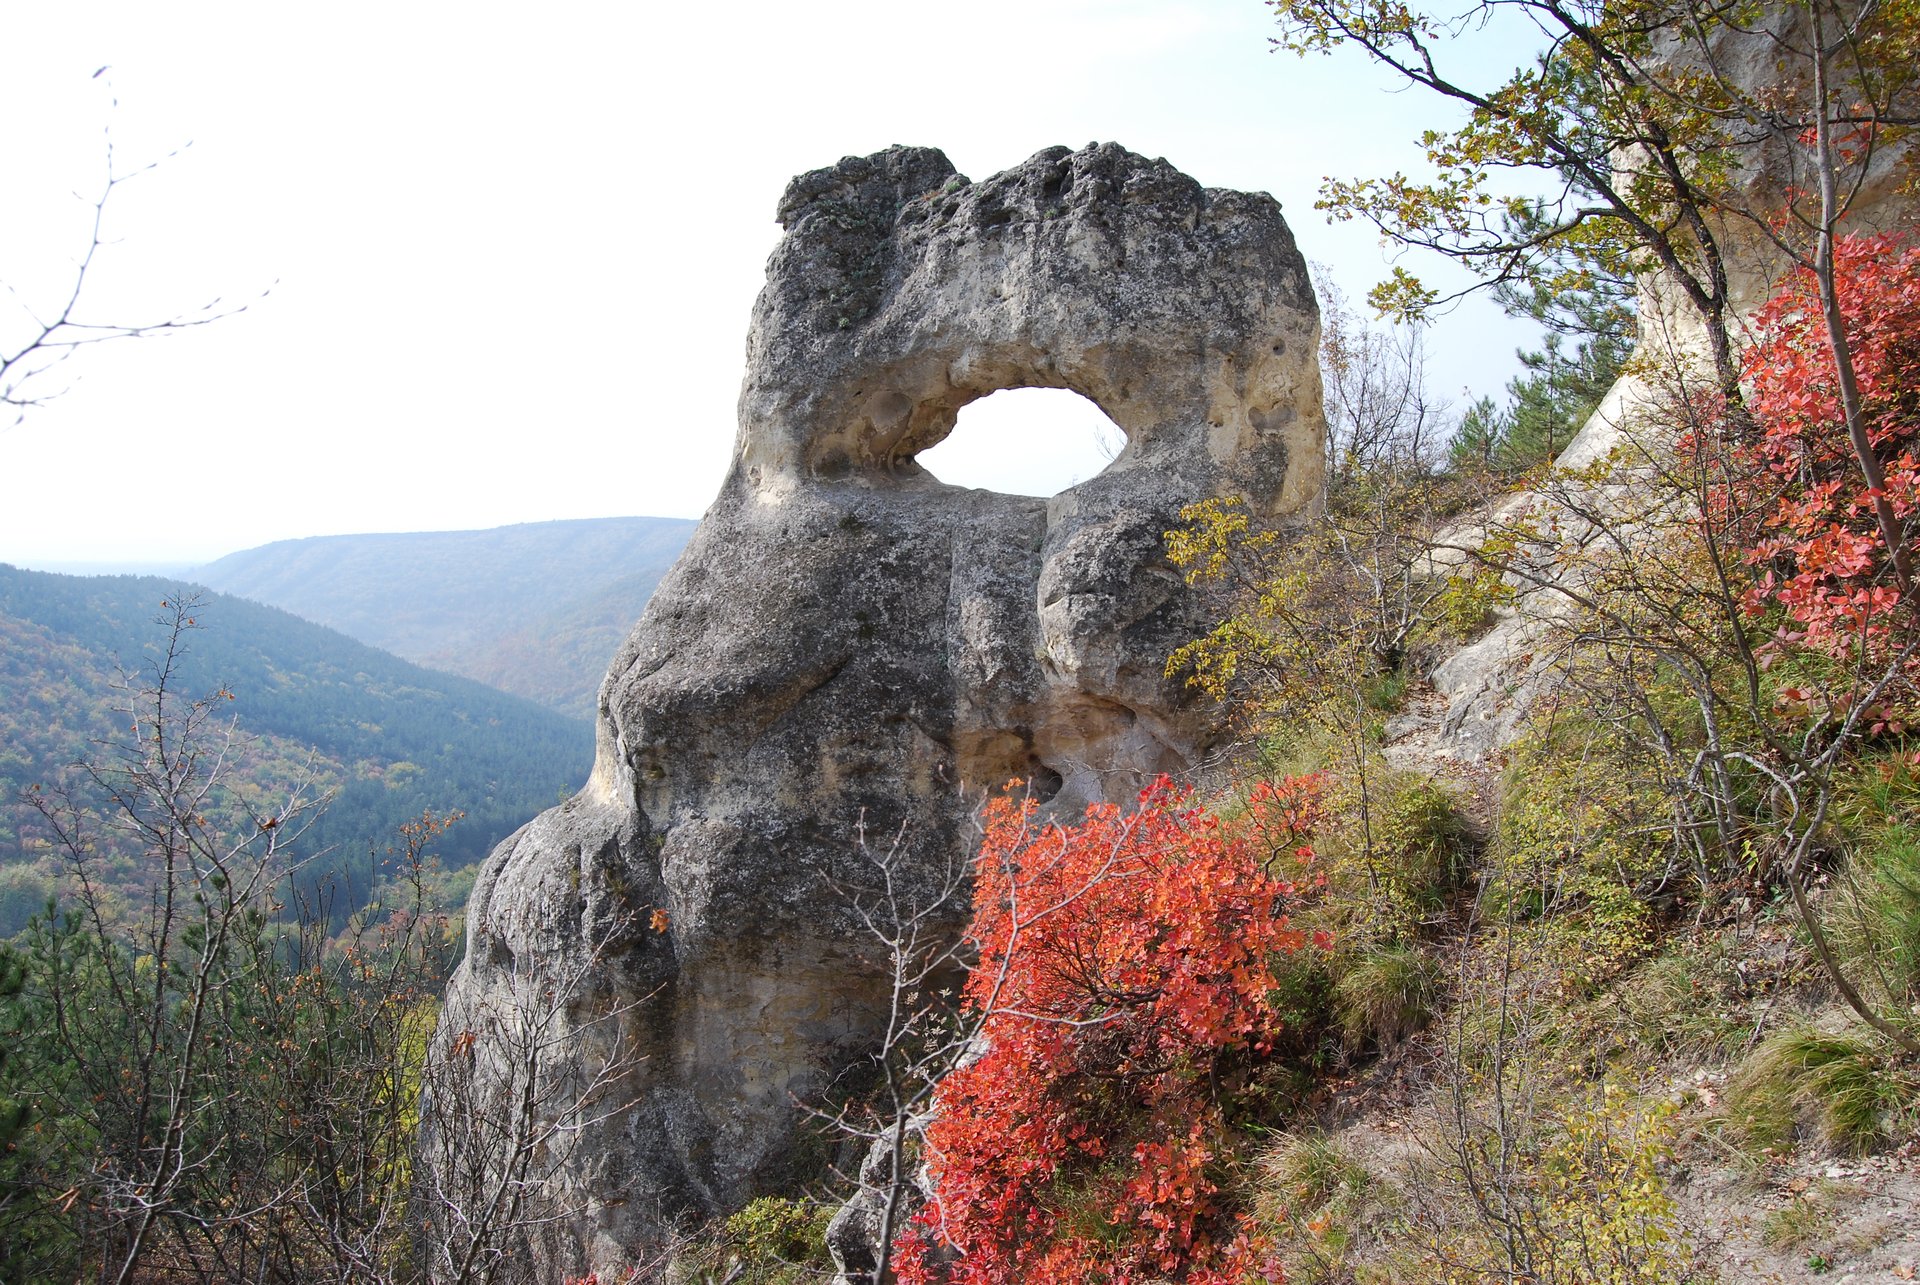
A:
[
  {"xmin": 1427, "ymin": 11, "xmax": 1917, "ymax": 760},
  {"xmin": 425, "ymin": 142, "xmax": 1324, "ymax": 1274}
]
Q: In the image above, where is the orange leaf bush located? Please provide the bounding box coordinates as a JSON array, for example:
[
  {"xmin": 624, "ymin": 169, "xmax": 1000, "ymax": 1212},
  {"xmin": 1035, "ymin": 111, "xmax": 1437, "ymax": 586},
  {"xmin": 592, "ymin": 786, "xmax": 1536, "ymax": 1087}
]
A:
[
  {"xmin": 1736, "ymin": 232, "xmax": 1920, "ymax": 674},
  {"xmin": 893, "ymin": 776, "xmax": 1325, "ymax": 1284}
]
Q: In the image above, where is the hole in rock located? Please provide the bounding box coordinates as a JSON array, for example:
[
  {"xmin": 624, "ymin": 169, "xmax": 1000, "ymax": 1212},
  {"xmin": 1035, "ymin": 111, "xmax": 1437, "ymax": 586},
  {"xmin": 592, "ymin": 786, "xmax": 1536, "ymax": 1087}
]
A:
[
  {"xmin": 916, "ymin": 387, "xmax": 1124, "ymax": 496},
  {"xmin": 1025, "ymin": 762, "xmax": 1065, "ymax": 804}
]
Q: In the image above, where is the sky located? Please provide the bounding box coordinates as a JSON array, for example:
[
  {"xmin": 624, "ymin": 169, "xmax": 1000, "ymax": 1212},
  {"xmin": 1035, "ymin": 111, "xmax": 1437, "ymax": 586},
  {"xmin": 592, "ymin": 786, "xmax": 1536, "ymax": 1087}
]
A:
[{"xmin": 0, "ymin": 1, "xmax": 1545, "ymax": 569}]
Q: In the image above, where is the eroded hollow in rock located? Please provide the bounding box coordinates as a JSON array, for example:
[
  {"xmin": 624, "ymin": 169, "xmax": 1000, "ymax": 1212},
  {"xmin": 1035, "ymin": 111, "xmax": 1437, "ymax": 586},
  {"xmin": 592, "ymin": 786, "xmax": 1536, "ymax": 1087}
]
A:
[{"xmin": 915, "ymin": 386, "xmax": 1126, "ymax": 495}]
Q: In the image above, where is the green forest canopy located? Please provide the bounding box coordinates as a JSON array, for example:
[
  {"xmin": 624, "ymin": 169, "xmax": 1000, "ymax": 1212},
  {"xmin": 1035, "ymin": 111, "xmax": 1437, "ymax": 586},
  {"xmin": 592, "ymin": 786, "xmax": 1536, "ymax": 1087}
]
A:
[{"xmin": 0, "ymin": 563, "xmax": 594, "ymax": 933}]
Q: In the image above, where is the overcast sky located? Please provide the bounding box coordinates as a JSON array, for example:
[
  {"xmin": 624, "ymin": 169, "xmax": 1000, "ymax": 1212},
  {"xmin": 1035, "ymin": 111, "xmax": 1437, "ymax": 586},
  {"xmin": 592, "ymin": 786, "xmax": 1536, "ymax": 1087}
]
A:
[{"xmin": 0, "ymin": 1, "xmax": 1542, "ymax": 569}]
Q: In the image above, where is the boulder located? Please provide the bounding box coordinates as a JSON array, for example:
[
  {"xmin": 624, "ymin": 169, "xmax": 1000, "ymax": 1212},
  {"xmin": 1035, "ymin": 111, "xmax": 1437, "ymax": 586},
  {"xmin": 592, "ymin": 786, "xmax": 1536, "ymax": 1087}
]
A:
[{"xmin": 424, "ymin": 141, "xmax": 1324, "ymax": 1276}]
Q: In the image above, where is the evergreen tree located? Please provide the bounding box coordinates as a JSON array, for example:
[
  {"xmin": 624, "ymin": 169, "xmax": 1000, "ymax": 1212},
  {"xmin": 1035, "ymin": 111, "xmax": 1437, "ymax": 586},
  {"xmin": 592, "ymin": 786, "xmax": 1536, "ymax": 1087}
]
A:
[
  {"xmin": 1497, "ymin": 275, "xmax": 1635, "ymax": 469},
  {"xmin": 0, "ymin": 941, "xmax": 37, "ymax": 1283},
  {"xmin": 1449, "ymin": 276, "xmax": 1635, "ymax": 474},
  {"xmin": 1448, "ymin": 395, "xmax": 1505, "ymax": 473}
]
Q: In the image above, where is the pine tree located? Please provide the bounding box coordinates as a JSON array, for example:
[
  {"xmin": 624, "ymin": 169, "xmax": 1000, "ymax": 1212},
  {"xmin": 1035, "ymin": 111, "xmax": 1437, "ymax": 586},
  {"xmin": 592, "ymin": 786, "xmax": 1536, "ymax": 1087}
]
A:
[
  {"xmin": 0, "ymin": 942, "xmax": 34, "ymax": 1282},
  {"xmin": 1449, "ymin": 277, "xmax": 1634, "ymax": 475}
]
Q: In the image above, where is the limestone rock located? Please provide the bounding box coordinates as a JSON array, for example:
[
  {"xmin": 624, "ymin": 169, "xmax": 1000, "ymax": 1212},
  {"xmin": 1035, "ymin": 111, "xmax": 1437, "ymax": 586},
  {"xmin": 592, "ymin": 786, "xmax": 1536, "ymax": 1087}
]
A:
[
  {"xmin": 425, "ymin": 142, "xmax": 1324, "ymax": 1275},
  {"xmin": 1431, "ymin": 14, "xmax": 1917, "ymax": 756},
  {"xmin": 823, "ymin": 1115, "xmax": 936, "ymax": 1285}
]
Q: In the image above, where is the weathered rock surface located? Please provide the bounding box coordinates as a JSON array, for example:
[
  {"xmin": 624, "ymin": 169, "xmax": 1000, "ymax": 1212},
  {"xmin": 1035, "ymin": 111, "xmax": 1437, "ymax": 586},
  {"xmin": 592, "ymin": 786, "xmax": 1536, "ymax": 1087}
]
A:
[{"xmin": 427, "ymin": 142, "xmax": 1323, "ymax": 1275}]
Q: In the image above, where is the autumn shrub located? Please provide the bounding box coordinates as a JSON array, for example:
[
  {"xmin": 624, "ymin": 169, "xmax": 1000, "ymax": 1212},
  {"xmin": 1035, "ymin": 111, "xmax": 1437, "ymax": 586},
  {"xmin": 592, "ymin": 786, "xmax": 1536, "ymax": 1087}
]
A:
[
  {"xmin": 1732, "ymin": 233, "xmax": 1920, "ymax": 681},
  {"xmin": 891, "ymin": 776, "xmax": 1327, "ymax": 1284}
]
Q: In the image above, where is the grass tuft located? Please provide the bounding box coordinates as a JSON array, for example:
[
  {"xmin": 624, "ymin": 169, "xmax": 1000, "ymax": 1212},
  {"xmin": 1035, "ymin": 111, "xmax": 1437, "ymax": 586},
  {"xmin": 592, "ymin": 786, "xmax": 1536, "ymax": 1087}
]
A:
[
  {"xmin": 1332, "ymin": 941, "xmax": 1439, "ymax": 1048},
  {"xmin": 1724, "ymin": 1022, "xmax": 1917, "ymax": 1153},
  {"xmin": 1257, "ymin": 1131, "xmax": 1371, "ymax": 1219},
  {"xmin": 1829, "ymin": 821, "xmax": 1920, "ymax": 1011}
]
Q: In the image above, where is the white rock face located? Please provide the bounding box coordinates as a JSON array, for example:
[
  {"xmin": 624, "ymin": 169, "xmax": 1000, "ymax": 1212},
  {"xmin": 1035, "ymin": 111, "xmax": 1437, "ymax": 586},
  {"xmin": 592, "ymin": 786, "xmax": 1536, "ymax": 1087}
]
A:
[
  {"xmin": 1432, "ymin": 12, "xmax": 1917, "ymax": 756},
  {"xmin": 424, "ymin": 142, "xmax": 1326, "ymax": 1276}
]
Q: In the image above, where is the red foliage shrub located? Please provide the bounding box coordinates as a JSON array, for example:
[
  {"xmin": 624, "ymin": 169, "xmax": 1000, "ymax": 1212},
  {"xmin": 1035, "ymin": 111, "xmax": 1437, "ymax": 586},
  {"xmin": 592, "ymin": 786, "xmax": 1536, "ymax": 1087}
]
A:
[
  {"xmin": 892, "ymin": 775, "xmax": 1325, "ymax": 1285},
  {"xmin": 1736, "ymin": 233, "xmax": 1920, "ymax": 673}
]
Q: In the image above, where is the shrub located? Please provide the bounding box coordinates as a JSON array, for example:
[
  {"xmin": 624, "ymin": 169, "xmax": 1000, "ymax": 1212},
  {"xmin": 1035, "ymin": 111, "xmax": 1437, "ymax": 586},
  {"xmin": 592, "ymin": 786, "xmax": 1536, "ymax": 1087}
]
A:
[
  {"xmin": 692, "ymin": 1197, "xmax": 833, "ymax": 1284},
  {"xmin": 1306, "ymin": 770, "xmax": 1470, "ymax": 950},
  {"xmin": 1486, "ymin": 721, "xmax": 1670, "ymax": 991},
  {"xmin": 892, "ymin": 777, "xmax": 1326, "ymax": 1284},
  {"xmin": 1732, "ymin": 233, "xmax": 1920, "ymax": 678},
  {"xmin": 1408, "ymin": 1077, "xmax": 1693, "ymax": 1285}
]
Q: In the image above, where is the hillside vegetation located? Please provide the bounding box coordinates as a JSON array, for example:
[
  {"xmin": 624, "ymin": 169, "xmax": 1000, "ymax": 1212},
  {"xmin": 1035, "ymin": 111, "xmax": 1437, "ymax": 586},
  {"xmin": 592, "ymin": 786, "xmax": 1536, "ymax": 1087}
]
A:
[
  {"xmin": 679, "ymin": 252, "xmax": 1920, "ymax": 1285},
  {"xmin": 0, "ymin": 562, "xmax": 593, "ymax": 932},
  {"xmin": 5, "ymin": 0, "xmax": 1919, "ymax": 1279},
  {"xmin": 192, "ymin": 516, "xmax": 696, "ymax": 718}
]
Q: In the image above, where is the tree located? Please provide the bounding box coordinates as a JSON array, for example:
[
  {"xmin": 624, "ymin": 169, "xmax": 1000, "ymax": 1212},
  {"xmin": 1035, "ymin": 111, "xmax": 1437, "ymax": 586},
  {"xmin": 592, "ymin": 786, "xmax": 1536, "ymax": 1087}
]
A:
[
  {"xmin": 1271, "ymin": 0, "xmax": 1920, "ymax": 1052},
  {"xmin": 815, "ymin": 814, "xmax": 977, "ymax": 1285},
  {"xmin": 1468, "ymin": 271, "xmax": 1637, "ymax": 472},
  {"xmin": 0, "ymin": 596, "xmax": 631, "ymax": 1282},
  {"xmin": 1713, "ymin": 231, "xmax": 1920, "ymax": 1051},
  {"xmin": 1316, "ymin": 273, "xmax": 1452, "ymax": 491},
  {"xmin": 2, "ymin": 97, "xmax": 243, "ymax": 426},
  {"xmin": 412, "ymin": 923, "xmax": 653, "ymax": 1285},
  {"xmin": 1418, "ymin": 232, "xmax": 1920, "ymax": 1053},
  {"xmin": 7, "ymin": 597, "xmax": 332, "ymax": 1282},
  {"xmin": 1274, "ymin": 0, "xmax": 1920, "ymax": 411},
  {"xmin": 0, "ymin": 941, "xmax": 34, "ymax": 1284},
  {"xmin": 1451, "ymin": 394, "xmax": 1509, "ymax": 472}
]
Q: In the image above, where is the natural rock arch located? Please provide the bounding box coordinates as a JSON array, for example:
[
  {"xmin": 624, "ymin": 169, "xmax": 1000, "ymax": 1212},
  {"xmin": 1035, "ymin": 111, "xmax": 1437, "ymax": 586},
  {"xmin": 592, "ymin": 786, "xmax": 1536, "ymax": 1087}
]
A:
[
  {"xmin": 426, "ymin": 142, "xmax": 1325, "ymax": 1276},
  {"xmin": 914, "ymin": 387, "xmax": 1123, "ymax": 496}
]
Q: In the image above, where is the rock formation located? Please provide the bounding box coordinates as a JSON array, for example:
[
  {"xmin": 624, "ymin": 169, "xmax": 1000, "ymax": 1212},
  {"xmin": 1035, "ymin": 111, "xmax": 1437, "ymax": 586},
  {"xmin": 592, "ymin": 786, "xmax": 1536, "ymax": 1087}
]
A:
[
  {"xmin": 1426, "ymin": 11, "xmax": 1918, "ymax": 759},
  {"xmin": 424, "ymin": 142, "xmax": 1324, "ymax": 1275}
]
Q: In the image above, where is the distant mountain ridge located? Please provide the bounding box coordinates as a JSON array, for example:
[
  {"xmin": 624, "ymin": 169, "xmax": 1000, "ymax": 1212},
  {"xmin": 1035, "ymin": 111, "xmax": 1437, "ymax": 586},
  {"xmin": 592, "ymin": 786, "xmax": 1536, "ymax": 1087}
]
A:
[
  {"xmin": 0, "ymin": 563, "xmax": 594, "ymax": 933},
  {"xmin": 192, "ymin": 516, "xmax": 698, "ymax": 718}
]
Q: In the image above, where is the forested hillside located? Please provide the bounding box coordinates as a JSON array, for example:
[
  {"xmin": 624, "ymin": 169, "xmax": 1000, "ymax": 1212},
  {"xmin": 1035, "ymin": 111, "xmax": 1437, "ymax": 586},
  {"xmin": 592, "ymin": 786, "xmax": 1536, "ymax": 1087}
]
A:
[
  {"xmin": 0, "ymin": 563, "xmax": 593, "ymax": 933},
  {"xmin": 453, "ymin": 564, "xmax": 678, "ymax": 715},
  {"xmin": 192, "ymin": 516, "xmax": 697, "ymax": 717}
]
